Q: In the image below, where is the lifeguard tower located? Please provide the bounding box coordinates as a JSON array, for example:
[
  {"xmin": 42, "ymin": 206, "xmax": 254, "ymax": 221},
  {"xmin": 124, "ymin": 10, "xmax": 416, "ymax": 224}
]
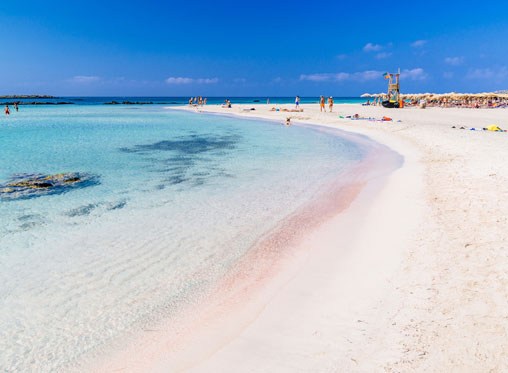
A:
[{"xmin": 382, "ymin": 69, "xmax": 402, "ymax": 108}]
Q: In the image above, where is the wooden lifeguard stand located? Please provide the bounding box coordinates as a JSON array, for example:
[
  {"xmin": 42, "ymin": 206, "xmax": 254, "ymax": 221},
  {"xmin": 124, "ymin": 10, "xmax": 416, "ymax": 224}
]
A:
[{"xmin": 382, "ymin": 68, "xmax": 402, "ymax": 108}]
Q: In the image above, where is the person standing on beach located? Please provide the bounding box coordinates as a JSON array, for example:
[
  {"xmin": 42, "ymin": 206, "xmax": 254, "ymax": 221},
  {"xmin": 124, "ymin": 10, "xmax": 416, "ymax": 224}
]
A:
[
  {"xmin": 320, "ymin": 96, "xmax": 325, "ymax": 112},
  {"xmin": 295, "ymin": 96, "xmax": 300, "ymax": 110},
  {"xmin": 4, "ymin": 105, "xmax": 10, "ymax": 116},
  {"xmin": 328, "ymin": 96, "xmax": 334, "ymax": 112}
]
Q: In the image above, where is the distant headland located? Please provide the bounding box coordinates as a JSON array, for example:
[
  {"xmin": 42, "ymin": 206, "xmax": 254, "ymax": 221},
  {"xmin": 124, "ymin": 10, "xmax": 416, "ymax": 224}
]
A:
[{"xmin": 0, "ymin": 95, "xmax": 57, "ymax": 99}]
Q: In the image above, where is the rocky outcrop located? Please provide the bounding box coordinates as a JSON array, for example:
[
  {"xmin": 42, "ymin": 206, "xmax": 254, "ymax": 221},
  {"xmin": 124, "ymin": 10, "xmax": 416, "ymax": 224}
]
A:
[
  {"xmin": 0, "ymin": 172, "xmax": 99, "ymax": 200},
  {"xmin": 0, "ymin": 101, "xmax": 74, "ymax": 105},
  {"xmin": 0, "ymin": 95, "xmax": 56, "ymax": 99},
  {"xmin": 104, "ymin": 101, "xmax": 154, "ymax": 105}
]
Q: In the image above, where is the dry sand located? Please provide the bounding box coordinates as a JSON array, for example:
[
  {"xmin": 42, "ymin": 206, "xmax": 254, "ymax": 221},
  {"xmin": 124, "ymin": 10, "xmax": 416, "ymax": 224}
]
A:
[{"xmin": 98, "ymin": 103, "xmax": 508, "ymax": 372}]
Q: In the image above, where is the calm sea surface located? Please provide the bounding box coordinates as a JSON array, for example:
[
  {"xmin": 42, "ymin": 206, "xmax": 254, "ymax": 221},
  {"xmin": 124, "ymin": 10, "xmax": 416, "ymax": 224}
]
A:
[
  {"xmin": 0, "ymin": 96, "xmax": 366, "ymax": 106},
  {"xmin": 0, "ymin": 104, "xmax": 368, "ymax": 371}
]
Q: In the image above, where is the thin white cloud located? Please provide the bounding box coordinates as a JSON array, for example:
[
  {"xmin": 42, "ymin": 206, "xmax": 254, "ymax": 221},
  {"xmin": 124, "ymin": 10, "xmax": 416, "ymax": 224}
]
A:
[
  {"xmin": 355, "ymin": 70, "xmax": 383, "ymax": 81},
  {"xmin": 299, "ymin": 73, "xmax": 348, "ymax": 82},
  {"xmin": 300, "ymin": 70, "xmax": 383, "ymax": 82},
  {"xmin": 444, "ymin": 57, "xmax": 464, "ymax": 66},
  {"xmin": 411, "ymin": 40, "xmax": 427, "ymax": 48},
  {"xmin": 443, "ymin": 72, "xmax": 454, "ymax": 79},
  {"xmin": 166, "ymin": 77, "xmax": 193, "ymax": 84},
  {"xmin": 67, "ymin": 75, "xmax": 159, "ymax": 88},
  {"xmin": 336, "ymin": 54, "xmax": 348, "ymax": 60},
  {"xmin": 69, "ymin": 75, "xmax": 101, "ymax": 84},
  {"xmin": 400, "ymin": 68, "xmax": 428, "ymax": 81},
  {"xmin": 165, "ymin": 77, "xmax": 219, "ymax": 85},
  {"xmin": 376, "ymin": 52, "xmax": 392, "ymax": 60},
  {"xmin": 233, "ymin": 78, "xmax": 247, "ymax": 83},
  {"xmin": 363, "ymin": 43, "xmax": 383, "ymax": 52},
  {"xmin": 299, "ymin": 74, "xmax": 323, "ymax": 82},
  {"xmin": 466, "ymin": 67, "xmax": 508, "ymax": 80},
  {"xmin": 197, "ymin": 78, "xmax": 219, "ymax": 84}
]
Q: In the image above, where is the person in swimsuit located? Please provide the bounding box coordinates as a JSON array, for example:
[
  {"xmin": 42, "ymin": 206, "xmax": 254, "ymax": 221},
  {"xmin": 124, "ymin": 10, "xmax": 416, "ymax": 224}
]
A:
[
  {"xmin": 328, "ymin": 96, "xmax": 334, "ymax": 112},
  {"xmin": 295, "ymin": 96, "xmax": 300, "ymax": 109},
  {"xmin": 4, "ymin": 105, "xmax": 10, "ymax": 116},
  {"xmin": 319, "ymin": 96, "xmax": 325, "ymax": 112}
]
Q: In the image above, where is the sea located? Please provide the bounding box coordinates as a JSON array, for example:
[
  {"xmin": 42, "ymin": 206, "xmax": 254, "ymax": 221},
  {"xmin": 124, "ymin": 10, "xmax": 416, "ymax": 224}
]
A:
[
  {"xmin": 0, "ymin": 98, "xmax": 390, "ymax": 371},
  {"xmin": 0, "ymin": 96, "xmax": 366, "ymax": 106}
]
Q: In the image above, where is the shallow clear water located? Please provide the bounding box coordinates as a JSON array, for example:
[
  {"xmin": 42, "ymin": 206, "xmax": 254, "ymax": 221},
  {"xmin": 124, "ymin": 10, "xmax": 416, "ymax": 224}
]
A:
[
  {"xmin": 0, "ymin": 96, "xmax": 366, "ymax": 106},
  {"xmin": 0, "ymin": 106, "xmax": 365, "ymax": 371}
]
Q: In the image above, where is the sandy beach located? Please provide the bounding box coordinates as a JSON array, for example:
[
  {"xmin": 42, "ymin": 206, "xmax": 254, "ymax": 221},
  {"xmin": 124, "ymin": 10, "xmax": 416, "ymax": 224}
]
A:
[
  {"xmin": 95, "ymin": 103, "xmax": 508, "ymax": 372},
  {"xmin": 6, "ymin": 2, "xmax": 508, "ymax": 372}
]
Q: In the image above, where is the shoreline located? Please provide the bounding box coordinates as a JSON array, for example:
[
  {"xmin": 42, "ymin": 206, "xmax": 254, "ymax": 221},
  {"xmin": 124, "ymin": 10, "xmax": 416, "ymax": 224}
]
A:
[
  {"xmin": 90, "ymin": 108, "xmax": 404, "ymax": 372},
  {"xmin": 95, "ymin": 101, "xmax": 508, "ymax": 371},
  {"xmin": 190, "ymin": 103, "xmax": 508, "ymax": 371},
  {"xmin": 175, "ymin": 104, "xmax": 424, "ymax": 372}
]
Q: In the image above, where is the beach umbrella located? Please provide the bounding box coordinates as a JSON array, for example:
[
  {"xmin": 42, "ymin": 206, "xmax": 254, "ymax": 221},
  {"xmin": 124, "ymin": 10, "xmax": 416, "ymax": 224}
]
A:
[{"xmin": 360, "ymin": 93, "xmax": 371, "ymax": 98}]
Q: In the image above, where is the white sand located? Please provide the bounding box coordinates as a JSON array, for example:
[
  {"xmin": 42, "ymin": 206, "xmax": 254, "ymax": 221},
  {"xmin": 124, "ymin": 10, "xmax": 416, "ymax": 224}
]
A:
[{"xmin": 97, "ymin": 103, "xmax": 508, "ymax": 371}]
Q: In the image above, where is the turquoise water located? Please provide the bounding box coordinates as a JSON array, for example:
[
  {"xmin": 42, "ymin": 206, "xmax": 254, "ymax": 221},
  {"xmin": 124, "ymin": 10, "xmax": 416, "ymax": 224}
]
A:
[
  {"xmin": 0, "ymin": 96, "xmax": 366, "ymax": 106},
  {"xmin": 0, "ymin": 105, "xmax": 367, "ymax": 371}
]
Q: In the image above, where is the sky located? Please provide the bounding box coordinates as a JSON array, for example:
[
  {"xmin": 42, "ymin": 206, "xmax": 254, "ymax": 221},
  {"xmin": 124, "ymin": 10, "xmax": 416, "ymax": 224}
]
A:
[{"xmin": 1, "ymin": 0, "xmax": 508, "ymax": 96}]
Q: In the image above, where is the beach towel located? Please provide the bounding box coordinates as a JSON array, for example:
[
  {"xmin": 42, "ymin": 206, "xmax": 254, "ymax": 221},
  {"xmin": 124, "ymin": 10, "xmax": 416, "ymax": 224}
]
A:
[{"xmin": 487, "ymin": 125, "xmax": 502, "ymax": 131}]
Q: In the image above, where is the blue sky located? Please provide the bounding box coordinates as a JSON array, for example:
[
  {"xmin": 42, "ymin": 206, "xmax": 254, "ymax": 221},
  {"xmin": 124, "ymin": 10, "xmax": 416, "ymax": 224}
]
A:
[{"xmin": 1, "ymin": 0, "xmax": 508, "ymax": 96}]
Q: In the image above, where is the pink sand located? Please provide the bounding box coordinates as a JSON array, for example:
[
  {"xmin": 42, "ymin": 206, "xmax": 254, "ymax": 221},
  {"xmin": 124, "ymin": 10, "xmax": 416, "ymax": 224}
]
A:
[{"xmin": 87, "ymin": 126, "xmax": 402, "ymax": 372}]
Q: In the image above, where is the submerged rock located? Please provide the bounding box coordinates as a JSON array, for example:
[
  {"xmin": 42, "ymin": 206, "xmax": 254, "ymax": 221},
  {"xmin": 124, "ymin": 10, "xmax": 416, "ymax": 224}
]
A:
[
  {"xmin": 0, "ymin": 172, "xmax": 99, "ymax": 200},
  {"xmin": 104, "ymin": 101, "xmax": 154, "ymax": 105}
]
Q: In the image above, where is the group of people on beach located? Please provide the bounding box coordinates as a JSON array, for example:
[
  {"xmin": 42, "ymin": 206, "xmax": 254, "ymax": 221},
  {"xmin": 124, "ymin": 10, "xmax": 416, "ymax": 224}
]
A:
[
  {"xmin": 295, "ymin": 96, "xmax": 335, "ymax": 112},
  {"xmin": 188, "ymin": 96, "xmax": 207, "ymax": 106},
  {"xmin": 319, "ymin": 96, "xmax": 334, "ymax": 112},
  {"xmin": 4, "ymin": 103, "xmax": 19, "ymax": 116}
]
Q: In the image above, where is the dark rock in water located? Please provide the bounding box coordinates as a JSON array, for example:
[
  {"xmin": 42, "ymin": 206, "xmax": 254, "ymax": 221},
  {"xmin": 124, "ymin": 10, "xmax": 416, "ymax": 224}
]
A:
[
  {"xmin": 120, "ymin": 135, "xmax": 238, "ymax": 155},
  {"xmin": 0, "ymin": 101, "xmax": 74, "ymax": 105},
  {"xmin": 10, "ymin": 180, "xmax": 53, "ymax": 188},
  {"xmin": 123, "ymin": 101, "xmax": 153, "ymax": 105},
  {"xmin": 0, "ymin": 95, "xmax": 56, "ymax": 99},
  {"xmin": 107, "ymin": 200, "xmax": 127, "ymax": 210},
  {"xmin": 0, "ymin": 172, "xmax": 99, "ymax": 201},
  {"xmin": 66, "ymin": 203, "xmax": 99, "ymax": 217},
  {"xmin": 19, "ymin": 221, "xmax": 39, "ymax": 230},
  {"xmin": 104, "ymin": 101, "xmax": 154, "ymax": 105},
  {"xmin": 253, "ymin": 99, "xmax": 260, "ymax": 102},
  {"xmin": 18, "ymin": 214, "xmax": 39, "ymax": 221}
]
